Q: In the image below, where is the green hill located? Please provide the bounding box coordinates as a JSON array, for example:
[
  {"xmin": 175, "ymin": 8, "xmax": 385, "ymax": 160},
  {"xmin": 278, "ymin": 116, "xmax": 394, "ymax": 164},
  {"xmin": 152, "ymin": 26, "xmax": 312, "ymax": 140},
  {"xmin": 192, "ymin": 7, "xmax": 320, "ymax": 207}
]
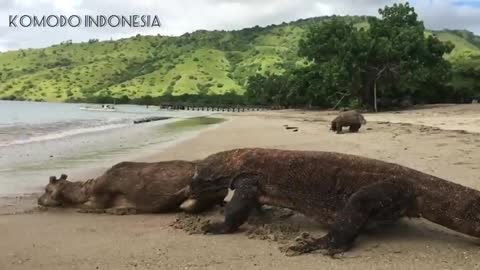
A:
[{"xmin": 0, "ymin": 16, "xmax": 479, "ymax": 102}]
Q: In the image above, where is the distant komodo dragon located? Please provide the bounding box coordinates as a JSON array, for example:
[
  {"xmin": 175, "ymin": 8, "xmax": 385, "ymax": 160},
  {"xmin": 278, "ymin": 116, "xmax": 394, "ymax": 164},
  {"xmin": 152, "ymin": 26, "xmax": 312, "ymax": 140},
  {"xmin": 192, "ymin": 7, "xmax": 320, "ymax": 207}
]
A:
[
  {"xmin": 330, "ymin": 110, "xmax": 367, "ymax": 133},
  {"xmin": 188, "ymin": 148, "xmax": 480, "ymax": 256},
  {"xmin": 38, "ymin": 161, "xmax": 227, "ymax": 215}
]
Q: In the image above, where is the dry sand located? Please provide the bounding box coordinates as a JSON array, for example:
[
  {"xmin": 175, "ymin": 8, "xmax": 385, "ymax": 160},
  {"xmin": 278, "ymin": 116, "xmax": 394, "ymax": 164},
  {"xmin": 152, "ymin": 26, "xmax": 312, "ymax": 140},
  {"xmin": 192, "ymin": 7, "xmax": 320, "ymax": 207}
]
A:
[{"xmin": 1, "ymin": 104, "xmax": 480, "ymax": 270}]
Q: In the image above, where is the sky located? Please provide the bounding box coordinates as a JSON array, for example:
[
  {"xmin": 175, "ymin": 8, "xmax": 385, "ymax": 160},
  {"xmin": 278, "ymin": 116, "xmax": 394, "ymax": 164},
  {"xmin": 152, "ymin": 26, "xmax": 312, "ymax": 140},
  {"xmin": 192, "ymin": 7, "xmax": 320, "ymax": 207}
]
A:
[{"xmin": 0, "ymin": 0, "xmax": 479, "ymax": 51}]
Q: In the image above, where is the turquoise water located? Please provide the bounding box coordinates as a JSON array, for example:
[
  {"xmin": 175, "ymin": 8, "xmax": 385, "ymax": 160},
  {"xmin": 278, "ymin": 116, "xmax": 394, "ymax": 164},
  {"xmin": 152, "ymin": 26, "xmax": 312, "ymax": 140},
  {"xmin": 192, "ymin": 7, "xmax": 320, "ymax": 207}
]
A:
[
  {"xmin": 0, "ymin": 100, "xmax": 208, "ymax": 146},
  {"xmin": 0, "ymin": 101, "xmax": 223, "ymax": 195},
  {"xmin": 0, "ymin": 100, "xmax": 149, "ymax": 125}
]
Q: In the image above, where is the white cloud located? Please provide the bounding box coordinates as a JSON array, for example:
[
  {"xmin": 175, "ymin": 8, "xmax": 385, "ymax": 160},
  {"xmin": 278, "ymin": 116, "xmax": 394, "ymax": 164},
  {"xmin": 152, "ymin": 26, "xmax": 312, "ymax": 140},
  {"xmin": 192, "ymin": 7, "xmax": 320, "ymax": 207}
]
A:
[
  {"xmin": 0, "ymin": 0, "xmax": 479, "ymax": 51},
  {"xmin": 414, "ymin": 0, "xmax": 480, "ymax": 32}
]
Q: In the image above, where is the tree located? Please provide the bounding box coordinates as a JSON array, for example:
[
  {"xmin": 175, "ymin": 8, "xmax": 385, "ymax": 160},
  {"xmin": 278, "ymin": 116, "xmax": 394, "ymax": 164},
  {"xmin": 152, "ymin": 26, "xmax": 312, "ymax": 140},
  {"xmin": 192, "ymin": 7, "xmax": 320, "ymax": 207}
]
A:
[
  {"xmin": 245, "ymin": 73, "xmax": 287, "ymax": 106},
  {"xmin": 450, "ymin": 58, "xmax": 480, "ymax": 102},
  {"xmin": 297, "ymin": 2, "xmax": 454, "ymax": 110},
  {"xmin": 364, "ymin": 3, "xmax": 453, "ymax": 109},
  {"xmin": 298, "ymin": 19, "xmax": 367, "ymax": 108}
]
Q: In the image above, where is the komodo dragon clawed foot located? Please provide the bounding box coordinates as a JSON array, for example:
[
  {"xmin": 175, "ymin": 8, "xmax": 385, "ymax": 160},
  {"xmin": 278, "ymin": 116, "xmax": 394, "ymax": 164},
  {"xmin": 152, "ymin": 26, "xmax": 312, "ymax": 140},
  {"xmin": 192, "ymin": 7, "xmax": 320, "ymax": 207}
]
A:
[
  {"xmin": 284, "ymin": 181, "xmax": 416, "ymax": 256},
  {"xmin": 201, "ymin": 222, "xmax": 233, "ymax": 234},
  {"xmin": 200, "ymin": 176, "xmax": 260, "ymax": 234},
  {"xmin": 283, "ymin": 232, "xmax": 352, "ymax": 257}
]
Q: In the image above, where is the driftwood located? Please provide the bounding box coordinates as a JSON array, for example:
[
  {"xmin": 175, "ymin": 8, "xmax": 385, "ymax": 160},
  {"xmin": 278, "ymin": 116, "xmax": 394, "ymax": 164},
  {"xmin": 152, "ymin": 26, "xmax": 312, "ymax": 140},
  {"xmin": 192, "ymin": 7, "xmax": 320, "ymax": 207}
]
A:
[{"xmin": 133, "ymin": 116, "xmax": 170, "ymax": 124}]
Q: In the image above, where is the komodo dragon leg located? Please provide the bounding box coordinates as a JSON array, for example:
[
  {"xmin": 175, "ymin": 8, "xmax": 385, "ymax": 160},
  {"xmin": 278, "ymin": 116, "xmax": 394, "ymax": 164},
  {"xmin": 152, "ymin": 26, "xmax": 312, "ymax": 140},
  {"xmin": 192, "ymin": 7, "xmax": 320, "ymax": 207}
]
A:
[
  {"xmin": 349, "ymin": 124, "xmax": 361, "ymax": 133},
  {"xmin": 202, "ymin": 177, "xmax": 260, "ymax": 234},
  {"xmin": 285, "ymin": 180, "xmax": 416, "ymax": 256}
]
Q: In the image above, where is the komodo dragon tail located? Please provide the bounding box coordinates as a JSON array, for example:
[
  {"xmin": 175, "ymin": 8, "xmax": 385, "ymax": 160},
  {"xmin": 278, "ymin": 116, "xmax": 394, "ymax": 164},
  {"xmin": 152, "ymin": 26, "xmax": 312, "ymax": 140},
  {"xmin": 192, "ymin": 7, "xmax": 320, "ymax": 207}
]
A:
[{"xmin": 414, "ymin": 175, "xmax": 480, "ymax": 238}]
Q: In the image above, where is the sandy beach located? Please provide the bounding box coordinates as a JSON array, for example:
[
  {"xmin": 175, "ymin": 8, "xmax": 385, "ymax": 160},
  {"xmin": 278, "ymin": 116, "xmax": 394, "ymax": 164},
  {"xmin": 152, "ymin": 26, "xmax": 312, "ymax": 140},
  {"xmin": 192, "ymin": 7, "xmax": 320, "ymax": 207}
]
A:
[{"xmin": 1, "ymin": 104, "xmax": 480, "ymax": 270}]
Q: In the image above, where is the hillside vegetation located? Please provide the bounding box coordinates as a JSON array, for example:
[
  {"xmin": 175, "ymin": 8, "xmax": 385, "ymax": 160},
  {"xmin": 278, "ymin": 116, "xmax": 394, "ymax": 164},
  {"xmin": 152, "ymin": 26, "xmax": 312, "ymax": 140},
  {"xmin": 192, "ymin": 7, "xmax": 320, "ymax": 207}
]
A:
[{"xmin": 0, "ymin": 14, "xmax": 479, "ymax": 103}]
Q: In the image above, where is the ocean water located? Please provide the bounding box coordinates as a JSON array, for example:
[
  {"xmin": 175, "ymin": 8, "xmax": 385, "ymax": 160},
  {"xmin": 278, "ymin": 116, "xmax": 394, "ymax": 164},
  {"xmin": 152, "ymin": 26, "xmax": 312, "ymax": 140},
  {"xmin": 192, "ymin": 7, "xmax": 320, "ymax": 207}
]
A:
[
  {"xmin": 0, "ymin": 100, "xmax": 208, "ymax": 146},
  {"xmin": 0, "ymin": 100, "xmax": 223, "ymax": 196}
]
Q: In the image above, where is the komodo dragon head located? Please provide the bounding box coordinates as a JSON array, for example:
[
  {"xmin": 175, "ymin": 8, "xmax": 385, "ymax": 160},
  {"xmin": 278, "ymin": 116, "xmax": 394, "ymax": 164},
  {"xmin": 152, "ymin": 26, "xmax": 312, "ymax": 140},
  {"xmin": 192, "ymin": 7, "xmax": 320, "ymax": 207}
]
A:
[
  {"xmin": 189, "ymin": 150, "xmax": 248, "ymax": 197},
  {"xmin": 38, "ymin": 174, "xmax": 69, "ymax": 207}
]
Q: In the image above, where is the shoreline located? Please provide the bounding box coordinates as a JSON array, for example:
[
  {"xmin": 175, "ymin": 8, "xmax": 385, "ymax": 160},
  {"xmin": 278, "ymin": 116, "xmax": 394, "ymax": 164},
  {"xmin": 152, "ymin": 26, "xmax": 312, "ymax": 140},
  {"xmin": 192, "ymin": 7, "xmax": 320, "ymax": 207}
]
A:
[
  {"xmin": 1, "ymin": 104, "xmax": 480, "ymax": 269},
  {"xmin": 0, "ymin": 114, "xmax": 224, "ymax": 197},
  {"xmin": 0, "ymin": 117, "xmax": 230, "ymax": 214}
]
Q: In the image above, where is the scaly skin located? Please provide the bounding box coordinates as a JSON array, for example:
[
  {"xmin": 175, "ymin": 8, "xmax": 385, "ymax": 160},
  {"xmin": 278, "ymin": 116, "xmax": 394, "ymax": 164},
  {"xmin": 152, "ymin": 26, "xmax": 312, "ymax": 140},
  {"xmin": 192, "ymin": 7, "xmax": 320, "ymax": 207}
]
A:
[
  {"xmin": 38, "ymin": 161, "xmax": 226, "ymax": 214},
  {"xmin": 189, "ymin": 148, "xmax": 480, "ymax": 256},
  {"xmin": 331, "ymin": 110, "xmax": 367, "ymax": 133}
]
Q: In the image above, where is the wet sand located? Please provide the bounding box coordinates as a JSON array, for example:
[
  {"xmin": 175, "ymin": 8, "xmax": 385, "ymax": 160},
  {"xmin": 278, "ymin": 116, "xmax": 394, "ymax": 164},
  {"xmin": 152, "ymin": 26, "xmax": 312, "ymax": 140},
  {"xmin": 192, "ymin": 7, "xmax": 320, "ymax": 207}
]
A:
[{"xmin": 1, "ymin": 104, "xmax": 480, "ymax": 270}]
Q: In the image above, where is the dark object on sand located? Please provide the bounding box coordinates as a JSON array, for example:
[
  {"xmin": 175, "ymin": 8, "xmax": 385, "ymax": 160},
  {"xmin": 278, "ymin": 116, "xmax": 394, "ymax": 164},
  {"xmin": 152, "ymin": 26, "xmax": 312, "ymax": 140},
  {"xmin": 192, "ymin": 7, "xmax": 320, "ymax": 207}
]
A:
[
  {"xmin": 330, "ymin": 110, "xmax": 367, "ymax": 134},
  {"xmin": 189, "ymin": 148, "xmax": 480, "ymax": 256},
  {"xmin": 38, "ymin": 161, "xmax": 226, "ymax": 214},
  {"xmin": 133, "ymin": 116, "xmax": 170, "ymax": 124},
  {"xmin": 284, "ymin": 125, "xmax": 299, "ymax": 132}
]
